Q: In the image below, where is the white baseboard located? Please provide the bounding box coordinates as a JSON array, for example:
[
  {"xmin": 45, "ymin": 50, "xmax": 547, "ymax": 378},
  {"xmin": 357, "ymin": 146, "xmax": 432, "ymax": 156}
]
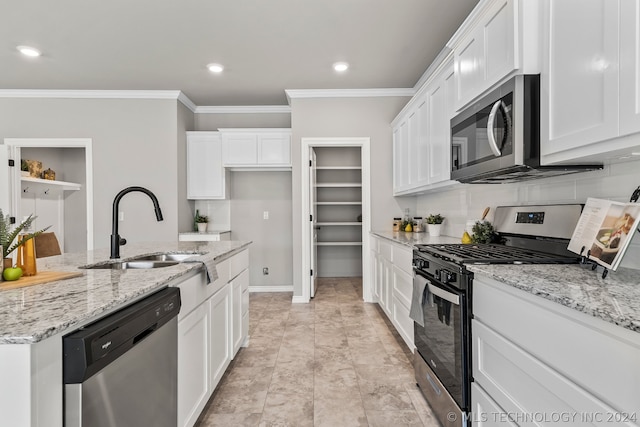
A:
[
  {"xmin": 248, "ymin": 285, "xmax": 294, "ymax": 293},
  {"xmin": 291, "ymin": 295, "xmax": 310, "ymax": 304}
]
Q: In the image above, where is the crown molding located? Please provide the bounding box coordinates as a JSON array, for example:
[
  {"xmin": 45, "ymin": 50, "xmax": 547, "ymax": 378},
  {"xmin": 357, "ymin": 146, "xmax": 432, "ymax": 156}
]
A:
[
  {"xmin": 0, "ymin": 89, "xmax": 198, "ymax": 112},
  {"xmin": 285, "ymin": 88, "xmax": 415, "ymax": 104},
  {"xmin": 195, "ymin": 105, "xmax": 291, "ymax": 114}
]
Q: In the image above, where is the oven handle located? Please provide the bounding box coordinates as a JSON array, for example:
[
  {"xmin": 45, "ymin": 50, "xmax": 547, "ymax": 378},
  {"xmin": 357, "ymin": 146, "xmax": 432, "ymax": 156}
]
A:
[{"xmin": 428, "ymin": 283, "xmax": 460, "ymax": 306}]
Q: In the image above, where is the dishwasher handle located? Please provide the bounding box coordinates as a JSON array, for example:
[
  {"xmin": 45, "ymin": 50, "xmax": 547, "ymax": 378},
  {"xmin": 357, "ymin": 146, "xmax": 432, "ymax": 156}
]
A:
[{"xmin": 63, "ymin": 287, "xmax": 181, "ymax": 384}]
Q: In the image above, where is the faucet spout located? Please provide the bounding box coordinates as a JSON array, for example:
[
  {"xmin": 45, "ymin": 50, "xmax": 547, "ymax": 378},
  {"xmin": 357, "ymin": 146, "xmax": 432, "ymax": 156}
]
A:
[{"xmin": 111, "ymin": 186, "xmax": 164, "ymax": 259}]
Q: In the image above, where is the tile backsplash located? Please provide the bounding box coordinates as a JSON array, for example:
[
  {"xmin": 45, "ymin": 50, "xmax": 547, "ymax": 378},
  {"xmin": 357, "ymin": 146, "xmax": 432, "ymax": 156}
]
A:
[{"xmin": 416, "ymin": 159, "xmax": 640, "ymax": 269}]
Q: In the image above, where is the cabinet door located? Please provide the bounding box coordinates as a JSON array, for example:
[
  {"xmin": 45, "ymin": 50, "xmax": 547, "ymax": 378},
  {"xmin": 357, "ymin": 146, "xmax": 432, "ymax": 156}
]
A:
[
  {"xmin": 186, "ymin": 133, "xmax": 226, "ymax": 200},
  {"xmin": 406, "ymin": 108, "xmax": 421, "ymax": 188},
  {"xmin": 178, "ymin": 304, "xmax": 210, "ymax": 427},
  {"xmin": 222, "ymin": 133, "xmax": 258, "ymax": 165},
  {"xmin": 454, "ymin": 31, "xmax": 483, "ymax": 109},
  {"xmin": 620, "ymin": 0, "xmax": 640, "ymax": 136},
  {"xmin": 392, "ymin": 120, "xmax": 410, "ymax": 194},
  {"xmin": 414, "ymin": 97, "xmax": 430, "ymax": 187},
  {"xmin": 427, "ymin": 63, "xmax": 454, "ymax": 184},
  {"xmin": 541, "ymin": 0, "xmax": 619, "ymax": 160},
  {"xmin": 208, "ymin": 285, "xmax": 231, "ymax": 392},
  {"xmin": 482, "ymin": 0, "xmax": 515, "ymax": 86},
  {"xmin": 231, "ymin": 269, "xmax": 249, "ymax": 355},
  {"xmin": 258, "ymin": 133, "xmax": 291, "ymax": 165},
  {"xmin": 371, "ymin": 251, "xmax": 380, "ymax": 302}
]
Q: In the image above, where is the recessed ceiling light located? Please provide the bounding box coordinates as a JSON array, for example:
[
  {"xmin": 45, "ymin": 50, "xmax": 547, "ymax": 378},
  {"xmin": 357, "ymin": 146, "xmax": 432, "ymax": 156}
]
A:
[
  {"xmin": 207, "ymin": 63, "xmax": 224, "ymax": 73},
  {"xmin": 333, "ymin": 62, "xmax": 349, "ymax": 72},
  {"xmin": 17, "ymin": 45, "xmax": 41, "ymax": 57}
]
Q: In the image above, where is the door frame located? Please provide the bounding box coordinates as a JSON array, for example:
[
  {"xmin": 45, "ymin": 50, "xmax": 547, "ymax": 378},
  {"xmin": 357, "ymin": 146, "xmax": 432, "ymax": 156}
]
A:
[
  {"xmin": 4, "ymin": 138, "xmax": 94, "ymax": 250},
  {"xmin": 300, "ymin": 137, "xmax": 371, "ymax": 303}
]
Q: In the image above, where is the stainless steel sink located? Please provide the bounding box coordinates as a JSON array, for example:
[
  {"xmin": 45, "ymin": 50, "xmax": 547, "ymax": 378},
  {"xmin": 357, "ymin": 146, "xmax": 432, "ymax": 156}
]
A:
[
  {"xmin": 129, "ymin": 253, "xmax": 198, "ymax": 262},
  {"xmin": 81, "ymin": 260, "xmax": 180, "ymax": 270}
]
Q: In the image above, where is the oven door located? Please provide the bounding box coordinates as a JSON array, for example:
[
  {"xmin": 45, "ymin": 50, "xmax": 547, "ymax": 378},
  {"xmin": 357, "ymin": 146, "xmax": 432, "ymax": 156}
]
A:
[{"xmin": 413, "ymin": 270, "xmax": 469, "ymax": 411}]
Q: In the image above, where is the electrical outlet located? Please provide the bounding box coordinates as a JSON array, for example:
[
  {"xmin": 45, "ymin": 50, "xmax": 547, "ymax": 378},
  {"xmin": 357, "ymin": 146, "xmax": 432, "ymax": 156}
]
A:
[
  {"xmin": 119, "ymin": 211, "xmax": 124, "ymax": 221},
  {"xmin": 263, "ymin": 267, "xmax": 269, "ymax": 275},
  {"xmin": 263, "ymin": 211, "xmax": 269, "ymax": 220}
]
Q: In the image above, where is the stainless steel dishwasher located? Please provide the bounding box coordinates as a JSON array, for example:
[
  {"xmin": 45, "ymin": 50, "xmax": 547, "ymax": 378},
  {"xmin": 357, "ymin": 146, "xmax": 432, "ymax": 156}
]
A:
[{"xmin": 63, "ymin": 286, "xmax": 181, "ymax": 427}]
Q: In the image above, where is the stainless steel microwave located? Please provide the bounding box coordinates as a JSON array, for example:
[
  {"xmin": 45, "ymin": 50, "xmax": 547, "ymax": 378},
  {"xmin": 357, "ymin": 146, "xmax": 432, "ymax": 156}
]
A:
[{"xmin": 450, "ymin": 74, "xmax": 601, "ymax": 183}]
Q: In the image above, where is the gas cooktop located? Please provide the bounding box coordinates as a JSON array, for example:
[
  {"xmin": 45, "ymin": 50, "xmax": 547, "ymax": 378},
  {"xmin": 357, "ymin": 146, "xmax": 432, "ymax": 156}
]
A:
[{"xmin": 415, "ymin": 243, "xmax": 582, "ymax": 265}]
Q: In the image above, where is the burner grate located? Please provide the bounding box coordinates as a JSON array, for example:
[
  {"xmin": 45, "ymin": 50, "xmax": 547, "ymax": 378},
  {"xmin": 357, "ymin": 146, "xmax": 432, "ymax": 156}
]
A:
[{"xmin": 416, "ymin": 243, "xmax": 580, "ymax": 265}]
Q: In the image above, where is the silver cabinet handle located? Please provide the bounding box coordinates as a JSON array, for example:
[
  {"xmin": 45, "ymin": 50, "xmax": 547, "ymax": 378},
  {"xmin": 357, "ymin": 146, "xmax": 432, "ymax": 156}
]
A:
[{"xmin": 487, "ymin": 100, "xmax": 504, "ymax": 157}]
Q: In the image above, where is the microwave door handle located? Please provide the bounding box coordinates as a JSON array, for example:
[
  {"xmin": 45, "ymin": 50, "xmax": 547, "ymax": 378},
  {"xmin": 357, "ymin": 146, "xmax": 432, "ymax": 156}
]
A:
[
  {"xmin": 487, "ymin": 100, "xmax": 503, "ymax": 157},
  {"xmin": 427, "ymin": 283, "xmax": 460, "ymax": 305}
]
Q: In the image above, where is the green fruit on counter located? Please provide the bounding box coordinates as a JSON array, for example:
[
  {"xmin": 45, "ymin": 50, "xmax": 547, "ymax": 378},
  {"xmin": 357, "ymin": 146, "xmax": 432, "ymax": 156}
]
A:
[{"xmin": 3, "ymin": 267, "xmax": 23, "ymax": 281}]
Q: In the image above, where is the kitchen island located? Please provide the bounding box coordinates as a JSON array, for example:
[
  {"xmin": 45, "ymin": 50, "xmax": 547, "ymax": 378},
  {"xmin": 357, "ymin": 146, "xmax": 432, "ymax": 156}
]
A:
[{"xmin": 0, "ymin": 240, "xmax": 251, "ymax": 427}]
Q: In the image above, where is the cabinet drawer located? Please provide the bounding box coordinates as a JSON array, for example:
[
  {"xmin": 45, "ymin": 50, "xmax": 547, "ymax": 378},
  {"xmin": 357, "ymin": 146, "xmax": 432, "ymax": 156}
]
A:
[
  {"xmin": 474, "ymin": 276, "xmax": 640, "ymax": 415},
  {"xmin": 392, "ymin": 265, "xmax": 413, "ymax": 308},
  {"xmin": 392, "ymin": 244, "xmax": 413, "ymax": 275},
  {"xmin": 177, "ymin": 272, "xmax": 208, "ymax": 321},
  {"xmin": 392, "ymin": 295, "xmax": 414, "ymax": 351},
  {"xmin": 229, "ymin": 250, "xmax": 249, "ymax": 280},
  {"xmin": 473, "ymin": 320, "xmax": 619, "ymax": 421},
  {"xmin": 379, "ymin": 240, "xmax": 392, "ymax": 261}
]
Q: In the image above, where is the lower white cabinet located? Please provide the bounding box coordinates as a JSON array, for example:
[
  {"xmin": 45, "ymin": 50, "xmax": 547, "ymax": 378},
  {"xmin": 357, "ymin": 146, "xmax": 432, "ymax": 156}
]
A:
[
  {"xmin": 177, "ymin": 249, "xmax": 249, "ymax": 427},
  {"xmin": 178, "ymin": 303, "xmax": 210, "ymax": 427},
  {"xmin": 472, "ymin": 274, "xmax": 640, "ymax": 425},
  {"xmin": 370, "ymin": 235, "xmax": 415, "ymax": 351},
  {"xmin": 208, "ymin": 284, "xmax": 231, "ymax": 391},
  {"xmin": 231, "ymin": 269, "xmax": 249, "ymax": 355}
]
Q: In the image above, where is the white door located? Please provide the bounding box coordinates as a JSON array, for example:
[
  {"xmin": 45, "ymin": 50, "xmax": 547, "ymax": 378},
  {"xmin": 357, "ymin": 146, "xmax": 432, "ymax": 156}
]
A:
[{"xmin": 310, "ymin": 149, "xmax": 318, "ymax": 298}]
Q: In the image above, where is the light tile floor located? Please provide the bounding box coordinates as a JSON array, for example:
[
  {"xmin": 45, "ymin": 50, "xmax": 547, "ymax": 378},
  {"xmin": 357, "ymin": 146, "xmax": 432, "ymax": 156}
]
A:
[{"xmin": 196, "ymin": 277, "xmax": 439, "ymax": 427}]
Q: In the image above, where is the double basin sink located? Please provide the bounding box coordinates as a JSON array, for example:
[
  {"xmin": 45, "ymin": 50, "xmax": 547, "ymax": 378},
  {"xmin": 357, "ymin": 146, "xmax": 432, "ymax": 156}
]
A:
[{"xmin": 81, "ymin": 253, "xmax": 199, "ymax": 270}]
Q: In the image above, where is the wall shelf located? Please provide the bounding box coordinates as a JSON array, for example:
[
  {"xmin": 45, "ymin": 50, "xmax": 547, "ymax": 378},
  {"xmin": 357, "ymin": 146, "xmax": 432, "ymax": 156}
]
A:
[
  {"xmin": 21, "ymin": 176, "xmax": 81, "ymax": 191},
  {"xmin": 315, "ymin": 183, "xmax": 362, "ymax": 188},
  {"xmin": 317, "ymin": 222, "xmax": 362, "ymax": 226},
  {"xmin": 316, "ymin": 166, "xmax": 362, "ymax": 170},
  {"xmin": 316, "ymin": 201, "xmax": 362, "ymax": 205},
  {"xmin": 316, "ymin": 242, "xmax": 363, "ymax": 246}
]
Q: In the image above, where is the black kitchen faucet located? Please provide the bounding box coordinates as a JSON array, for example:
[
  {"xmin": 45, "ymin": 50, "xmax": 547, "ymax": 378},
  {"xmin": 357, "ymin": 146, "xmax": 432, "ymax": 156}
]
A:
[{"xmin": 110, "ymin": 186, "xmax": 163, "ymax": 259}]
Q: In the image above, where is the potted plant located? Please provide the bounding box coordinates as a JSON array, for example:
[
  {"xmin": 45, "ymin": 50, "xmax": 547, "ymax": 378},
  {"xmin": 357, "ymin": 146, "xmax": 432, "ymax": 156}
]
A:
[
  {"xmin": 471, "ymin": 220, "xmax": 503, "ymax": 244},
  {"xmin": 1, "ymin": 209, "xmax": 50, "ymax": 274},
  {"xmin": 426, "ymin": 214, "xmax": 445, "ymax": 236},
  {"xmin": 20, "ymin": 160, "xmax": 30, "ymax": 177},
  {"xmin": 195, "ymin": 213, "xmax": 209, "ymax": 233}
]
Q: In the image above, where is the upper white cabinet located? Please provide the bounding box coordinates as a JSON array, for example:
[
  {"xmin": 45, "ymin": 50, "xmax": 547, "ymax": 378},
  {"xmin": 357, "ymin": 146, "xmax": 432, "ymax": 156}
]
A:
[
  {"xmin": 450, "ymin": 0, "xmax": 540, "ymax": 111},
  {"xmin": 186, "ymin": 132, "xmax": 228, "ymax": 200},
  {"xmin": 392, "ymin": 57, "xmax": 457, "ymax": 196},
  {"xmin": 620, "ymin": 0, "xmax": 640, "ymax": 136},
  {"xmin": 540, "ymin": 0, "xmax": 640, "ymax": 164},
  {"xmin": 220, "ymin": 129, "xmax": 291, "ymax": 168}
]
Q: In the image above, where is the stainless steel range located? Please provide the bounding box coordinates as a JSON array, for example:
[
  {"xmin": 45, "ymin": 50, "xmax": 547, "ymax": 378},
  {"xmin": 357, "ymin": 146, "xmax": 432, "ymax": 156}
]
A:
[{"xmin": 411, "ymin": 204, "xmax": 583, "ymax": 427}]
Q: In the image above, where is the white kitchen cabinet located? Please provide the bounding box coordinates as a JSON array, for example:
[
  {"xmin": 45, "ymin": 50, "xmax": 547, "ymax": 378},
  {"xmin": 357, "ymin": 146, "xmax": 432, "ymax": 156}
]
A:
[
  {"xmin": 220, "ymin": 129, "xmax": 291, "ymax": 168},
  {"xmin": 186, "ymin": 132, "xmax": 228, "ymax": 200},
  {"xmin": 472, "ymin": 274, "xmax": 640, "ymax": 424},
  {"xmin": 208, "ymin": 283, "xmax": 231, "ymax": 393},
  {"xmin": 177, "ymin": 248, "xmax": 249, "ymax": 427},
  {"xmin": 392, "ymin": 57, "xmax": 457, "ymax": 195},
  {"xmin": 620, "ymin": 0, "xmax": 640, "ymax": 137},
  {"xmin": 178, "ymin": 303, "xmax": 210, "ymax": 427},
  {"xmin": 231, "ymin": 269, "xmax": 249, "ymax": 355},
  {"xmin": 540, "ymin": 0, "xmax": 620, "ymax": 162},
  {"xmin": 449, "ymin": 0, "xmax": 541, "ymax": 110},
  {"xmin": 370, "ymin": 235, "xmax": 415, "ymax": 351}
]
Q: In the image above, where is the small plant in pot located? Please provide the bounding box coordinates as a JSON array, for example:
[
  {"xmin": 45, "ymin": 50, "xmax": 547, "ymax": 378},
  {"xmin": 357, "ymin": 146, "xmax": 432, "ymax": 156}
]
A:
[
  {"xmin": 195, "ymin": 213, "xmax": 209, "ymax": 233},
  {"xmin": 471, "ymin": 220, "xmax": 503, "ymax": 244},
  {"xmin": 426, "ymin": 214, "xmax": 445, "ymax": 236}
]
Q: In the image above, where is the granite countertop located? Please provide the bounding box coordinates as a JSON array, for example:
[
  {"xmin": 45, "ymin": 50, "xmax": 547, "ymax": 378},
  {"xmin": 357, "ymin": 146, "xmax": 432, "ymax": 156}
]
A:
[
  {"xmin": 372, "ymin": 231, "xmax": 461, "ymax": 247},
  {"xmin": 468, "ymin": 263, "xmax": 640, "ymax": 334},
  {"xmin": 0, "ymin": 240, "xmax": 250, "ymax": 345}
]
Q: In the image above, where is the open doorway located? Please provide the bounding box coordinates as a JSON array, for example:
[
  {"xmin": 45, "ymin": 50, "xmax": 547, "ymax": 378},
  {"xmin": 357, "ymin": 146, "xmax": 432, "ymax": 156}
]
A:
[
  {"xmin": 300, "ymin": 137, "xmax": 371, "ymax": 303},
  {"xmin": 3, "ymin": 138, "xmax": 94, "ymax": 252}
]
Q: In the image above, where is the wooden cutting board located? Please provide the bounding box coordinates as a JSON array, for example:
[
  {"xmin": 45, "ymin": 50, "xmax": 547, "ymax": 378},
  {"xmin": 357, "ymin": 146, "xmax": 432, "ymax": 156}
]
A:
[{"xmin": 0, "ymin": 270, "xmax": 84, "ymax": 291}]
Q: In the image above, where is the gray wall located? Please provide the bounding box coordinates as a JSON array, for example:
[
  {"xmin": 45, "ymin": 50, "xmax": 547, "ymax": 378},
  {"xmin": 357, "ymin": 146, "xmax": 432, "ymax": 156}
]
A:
[
  {"xmin": 290, "ymin": 96, "xmax": 414, "ymax": 297},
  {"xmin": 177, "ymin": 102, "xmax": 196, "ymax": 232},
  {"xmin": 195, "ymin": 112, "xmax": 291, "ymax": 130},
  {"xmin": 0, "ymin": 98, "xmax": 182, "ymax": 251},
  {"xmin": 230, "ymin": 171, "xmax": 293, "ymax": 288}
]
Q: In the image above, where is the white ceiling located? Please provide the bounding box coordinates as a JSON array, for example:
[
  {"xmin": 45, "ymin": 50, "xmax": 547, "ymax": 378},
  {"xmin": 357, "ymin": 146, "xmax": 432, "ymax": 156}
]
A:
[{"xmin": 0, "ymin": 0, "xmax": 480, "ymax": 106}]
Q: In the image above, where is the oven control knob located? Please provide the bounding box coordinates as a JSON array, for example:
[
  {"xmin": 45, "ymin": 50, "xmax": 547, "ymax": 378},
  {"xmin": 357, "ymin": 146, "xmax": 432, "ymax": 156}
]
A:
[
  {"xmin": 434, "ymin": 269, "xmax": 441, "ymax": 280},
  {"xmin": 445, "ymin": 271, "xmax": 457, "ymax": 283}
]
